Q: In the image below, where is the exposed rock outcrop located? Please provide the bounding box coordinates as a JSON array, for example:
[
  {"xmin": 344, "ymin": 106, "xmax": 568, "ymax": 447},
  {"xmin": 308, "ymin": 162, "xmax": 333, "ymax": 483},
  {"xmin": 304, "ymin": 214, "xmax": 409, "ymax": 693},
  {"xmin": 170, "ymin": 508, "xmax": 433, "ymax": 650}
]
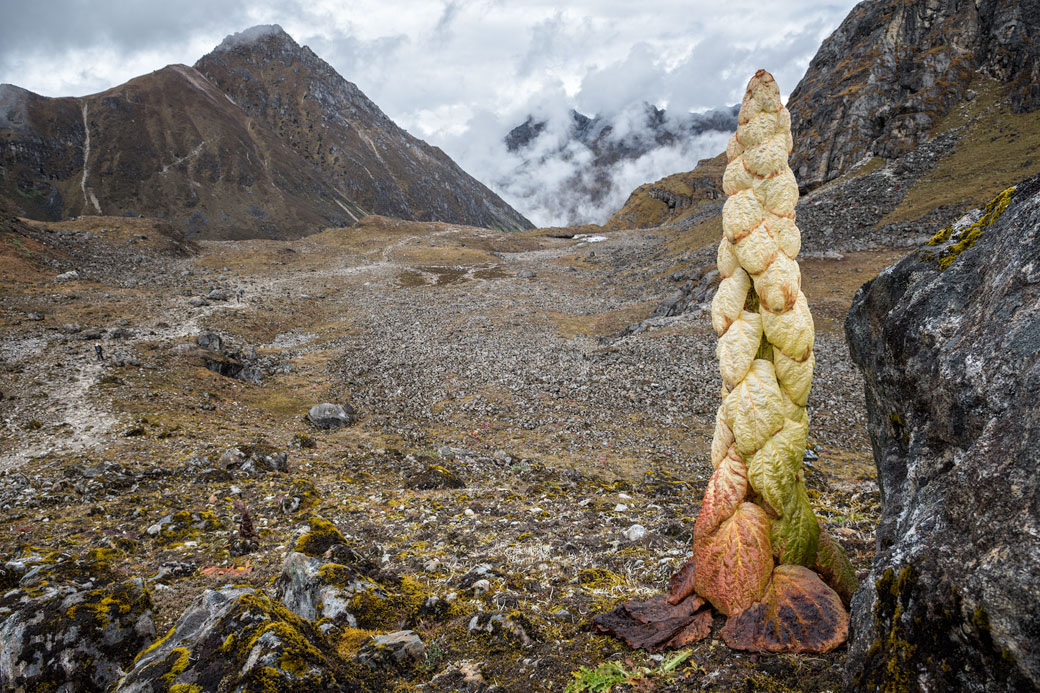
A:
[
  {"xmin": 0, "ymin": 548, "xmax": 156, "ymax": 692},
  {"xmin": 114, "ymin": 585, "xmax": 371, "ymax": 692},
  {"xmin": 844, "ymin": 174, "xmax": 1040, "ymax": 690},
  {"xmin": 788, "ymin": 0, "xmax": 1040, "ymax": 191}
]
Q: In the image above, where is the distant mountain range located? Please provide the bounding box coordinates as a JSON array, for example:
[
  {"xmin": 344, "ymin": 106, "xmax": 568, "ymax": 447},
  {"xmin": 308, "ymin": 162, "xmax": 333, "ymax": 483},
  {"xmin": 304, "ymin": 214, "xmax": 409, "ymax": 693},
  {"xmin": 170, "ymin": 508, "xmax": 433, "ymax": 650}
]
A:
[
  {"xmin": 500, "ymin": 103, "xmax": 737, "ymax": 226},
  {"xmin": 0, "ymin": 25, "xmax": 531, "ymax": 239},
  {"xmin": 607, "ymin": 0, "xmax": 1040, "ymax": 235}
]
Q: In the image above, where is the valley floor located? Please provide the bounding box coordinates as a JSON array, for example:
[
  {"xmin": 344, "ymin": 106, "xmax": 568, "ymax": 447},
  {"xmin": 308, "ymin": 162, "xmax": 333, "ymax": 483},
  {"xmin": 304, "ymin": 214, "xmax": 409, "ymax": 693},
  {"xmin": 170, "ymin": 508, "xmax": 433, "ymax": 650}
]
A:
[{"xmin": 0, "ymin": 215, "xmax": 894, "ymax": 690}]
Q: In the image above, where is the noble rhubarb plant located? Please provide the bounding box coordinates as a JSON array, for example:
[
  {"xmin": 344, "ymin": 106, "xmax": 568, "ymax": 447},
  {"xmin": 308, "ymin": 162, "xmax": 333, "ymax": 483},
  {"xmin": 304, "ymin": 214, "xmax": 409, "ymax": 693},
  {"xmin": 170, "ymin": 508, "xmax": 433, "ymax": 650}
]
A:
[{"xmin": 595, "ymin": 70, "xmax": 857, "ymax": 654}]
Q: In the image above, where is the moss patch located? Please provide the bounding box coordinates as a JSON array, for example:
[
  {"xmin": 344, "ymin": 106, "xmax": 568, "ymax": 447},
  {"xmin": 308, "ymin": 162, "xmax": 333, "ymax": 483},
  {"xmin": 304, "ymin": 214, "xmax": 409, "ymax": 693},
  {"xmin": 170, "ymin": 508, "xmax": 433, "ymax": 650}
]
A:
[
  {"xmin": 917, "ymin": 185, "xmax": 1015, "ymax": 270},
  {"xmin": 294, "ymin": 515, "xmax": 348, "ymax": 557}
]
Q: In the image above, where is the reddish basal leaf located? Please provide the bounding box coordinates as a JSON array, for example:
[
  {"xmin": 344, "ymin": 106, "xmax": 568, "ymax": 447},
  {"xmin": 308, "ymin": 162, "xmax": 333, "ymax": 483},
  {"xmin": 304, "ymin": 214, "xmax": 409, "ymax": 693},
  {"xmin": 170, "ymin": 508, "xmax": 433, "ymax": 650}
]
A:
[
  {"xmin": 625, "ymin": 593, "xmax": 705, "ymax": 624},
  {"xmin": 693, "ymin": 449, "xmax": 749, "ymax": 542},
  {"xmin": 814, "ymin": 528, "xmax": 858, "ymax": 607},
  {"xmin": 593, "ymin": 593, "xmax": 711, "ymax": 652},
  {"xmin": 664, "ymin": 609, "xmax": 714, "ymax": 647},
  {"xmin": 720, "ymin": 564, "xmax": 849, "ymax": 653},
  {"xmin": 694, "ymin": 501, "xmax": 773, "ymax": 615},
  {"xmin": 667, "ymin": 558, "xmax": 697, "ymax": 605}
]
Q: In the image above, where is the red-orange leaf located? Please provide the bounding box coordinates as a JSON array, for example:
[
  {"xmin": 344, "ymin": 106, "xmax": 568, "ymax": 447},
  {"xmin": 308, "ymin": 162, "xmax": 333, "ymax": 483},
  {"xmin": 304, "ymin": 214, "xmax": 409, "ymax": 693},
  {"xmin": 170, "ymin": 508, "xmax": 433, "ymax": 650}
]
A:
[
  {"xmin": 720, "ymin": 564, "xmax": 849, "ymax": 653},
  {"xmin": 666, "ymin": 558, "xmax": 697, "ymax": 605},
  {"xmin": 592, "ymin": 593, "xmax": 711, "ymax": 652},
  {"xmin": 664, "ymin": 609, "xmax": 714, "ymax": 647},
  {"xmin": 625, "ymin": 593, "xmax": 705, "ymax": 624},
  {"xmin": 694, "ymin": 502, "xmax": 773, "ymax": 615},
  {"xmin": 693, "ymin": 449, "xmax": 749, "ymax": 542}
]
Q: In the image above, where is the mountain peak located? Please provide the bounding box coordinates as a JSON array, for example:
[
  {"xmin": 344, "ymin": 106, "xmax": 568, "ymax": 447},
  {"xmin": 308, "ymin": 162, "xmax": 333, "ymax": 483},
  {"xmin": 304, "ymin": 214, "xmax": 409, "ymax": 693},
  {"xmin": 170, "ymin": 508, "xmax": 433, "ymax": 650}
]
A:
[{"xmin": 212, "ymin": 24, "xmax": 295, "ymax": 53}]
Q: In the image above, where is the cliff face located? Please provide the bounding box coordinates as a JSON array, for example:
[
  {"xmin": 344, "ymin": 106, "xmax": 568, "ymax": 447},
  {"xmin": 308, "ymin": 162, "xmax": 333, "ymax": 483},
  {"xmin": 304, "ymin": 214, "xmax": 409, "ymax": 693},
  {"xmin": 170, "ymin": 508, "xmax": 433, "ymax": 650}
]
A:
[
  {"xmin": 0, "ymin": 26, "xmax": 531, "ymax": 239},
  {"xmin": 194, "ymin": 26, "xmax": 531, "ymax": 233},
  {"xmin": 788, "ymin": 0, "xmax": 1040, "ymax": 191}
]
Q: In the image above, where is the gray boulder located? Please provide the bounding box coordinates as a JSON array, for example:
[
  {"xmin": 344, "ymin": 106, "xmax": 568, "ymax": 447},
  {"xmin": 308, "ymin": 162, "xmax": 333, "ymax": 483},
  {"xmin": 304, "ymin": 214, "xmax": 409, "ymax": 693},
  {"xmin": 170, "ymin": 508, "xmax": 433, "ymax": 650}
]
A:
[
  {"xmin": 0, "ymin": 549, "xmax": 156, "ymax": 692},
  {"xmin": 114, "ymin": 585, "xmax": 367, "ymax": 692},
  {"xmin": 355, "ymin": 630, "xmax": 426, "ymax": 670},
  {"xmin": 844, "ymin": 176, "xmax": 1040, "ymax": 691},
  {"xmin": 307, "ymin": 403, "xmax": 356, "ymax": 429},
  {"xmin": 195, "ymin": 332, "xmax": 223, "ymax": 352},
  {"xmin": 273, "ymin": 551, "xmax": 386, "ymax": 628}
]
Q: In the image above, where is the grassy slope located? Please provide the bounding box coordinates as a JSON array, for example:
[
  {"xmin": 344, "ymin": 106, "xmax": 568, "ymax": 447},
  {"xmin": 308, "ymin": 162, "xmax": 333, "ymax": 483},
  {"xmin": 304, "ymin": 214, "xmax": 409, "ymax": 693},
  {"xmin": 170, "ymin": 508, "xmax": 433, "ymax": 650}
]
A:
[{"xmin": 881, "ymin": 76, "xmax": 1040, "ymax": 225}]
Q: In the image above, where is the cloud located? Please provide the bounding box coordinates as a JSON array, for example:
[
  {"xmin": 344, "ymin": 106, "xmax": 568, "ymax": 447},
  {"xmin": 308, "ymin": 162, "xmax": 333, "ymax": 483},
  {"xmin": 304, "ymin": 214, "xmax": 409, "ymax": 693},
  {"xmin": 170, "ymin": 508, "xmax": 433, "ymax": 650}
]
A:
[{"xmin": 0, "ymin": 0, "xmax": 860, "ymax": 224}]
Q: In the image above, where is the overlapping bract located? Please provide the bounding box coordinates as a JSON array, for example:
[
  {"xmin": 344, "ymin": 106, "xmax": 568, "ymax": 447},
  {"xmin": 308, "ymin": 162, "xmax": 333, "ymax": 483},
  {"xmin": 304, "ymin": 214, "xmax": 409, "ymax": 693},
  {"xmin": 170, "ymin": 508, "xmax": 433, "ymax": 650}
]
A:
[
  {"xmin": 595, "ymin": 70, "xmax": 856, "ymax": 656},
  {"xmin": 691, "ymin": 70, "xmax": 855, "ymax": 652}
]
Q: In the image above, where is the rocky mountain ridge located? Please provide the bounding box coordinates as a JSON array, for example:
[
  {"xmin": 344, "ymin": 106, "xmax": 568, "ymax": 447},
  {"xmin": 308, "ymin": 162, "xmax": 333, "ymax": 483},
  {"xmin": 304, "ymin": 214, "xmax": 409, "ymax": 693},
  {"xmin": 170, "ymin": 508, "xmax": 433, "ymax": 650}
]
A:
[
  {"xmin": 0, "ymin": 25, "xmax": 531, "ymax": 240},
  {"xmin": 606, "ymin": 0, "xmax": 1040, "ymax": 242},
  {"xmin": 789, "ymin": 0, "xmax": 1040, "ymax": 191},
  {"xmin": 501, "ymin": 103, "xmax": 737, "ymax": 226}
]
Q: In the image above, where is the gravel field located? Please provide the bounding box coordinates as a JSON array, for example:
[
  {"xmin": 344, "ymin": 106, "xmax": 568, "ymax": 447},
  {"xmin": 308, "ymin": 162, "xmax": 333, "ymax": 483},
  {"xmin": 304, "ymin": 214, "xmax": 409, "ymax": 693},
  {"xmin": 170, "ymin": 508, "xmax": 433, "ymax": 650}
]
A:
[{"xmin": 0, "ymin": 213, "xmax": 884, "ymax": 690}]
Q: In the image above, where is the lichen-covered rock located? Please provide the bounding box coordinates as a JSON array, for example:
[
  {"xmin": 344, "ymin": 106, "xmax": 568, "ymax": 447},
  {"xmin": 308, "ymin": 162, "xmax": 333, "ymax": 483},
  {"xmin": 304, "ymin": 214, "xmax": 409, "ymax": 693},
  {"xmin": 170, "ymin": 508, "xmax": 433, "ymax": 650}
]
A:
[
  {"xmin": 844, "ymin": 174, "xmax": 1040, "ymax": 690},
  {"xmin": 0, "ymin": 548, "xmax": 155, "ymax": 692},
  {"xmin": 274, "ymin": 551, "xmax": 385, "ymax": 629},
  {"xmin": 355, "ymin": 630, "xmax": 426, "ymax": 671},
  {"xmin": 146, "ymin": 509, "xmax": 223, "ymax": 545},
  {"xmin": 282, "ymin": 516, "xmax": 428, "ymax": 632},
  {"xmin": 114, "ymin": 585, "xmax": 372, "ymax": 692}
]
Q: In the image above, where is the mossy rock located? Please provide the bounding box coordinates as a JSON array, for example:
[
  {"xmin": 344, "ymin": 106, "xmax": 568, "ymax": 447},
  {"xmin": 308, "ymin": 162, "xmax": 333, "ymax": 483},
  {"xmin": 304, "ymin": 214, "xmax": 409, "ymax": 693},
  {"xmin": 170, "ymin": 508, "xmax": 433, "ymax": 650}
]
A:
[
  {"xmin": 294, "ymin": 515, "xmax": 349, "ymax": 557},
  {"xmin": 115, "ymin": 586, "xmax": 378, "ymax": 692},
  {"xmin": 0, "ymin": 576, "xmax": 155, "ymax": 692},
  {"xmin": 281, "ymin": 478, "xmax": 320, "ymax": 515},
  {"xmin": 405, "ymin": 464, "xmax": 465, "ymax": 490},
  {"xmin": 347, "ymin": 575, "xmax": 429, "ymax": 631},
  {"xmin": 3, "ymin": 545, "xmax": 124, "ymax": 593},
  {"xmin": 918, "ymin": 185, "xmax": 1016, "ymax": 270},
  {"xmin": 148, "ymin": 510, "xmax": 224, "ymax": 546}
]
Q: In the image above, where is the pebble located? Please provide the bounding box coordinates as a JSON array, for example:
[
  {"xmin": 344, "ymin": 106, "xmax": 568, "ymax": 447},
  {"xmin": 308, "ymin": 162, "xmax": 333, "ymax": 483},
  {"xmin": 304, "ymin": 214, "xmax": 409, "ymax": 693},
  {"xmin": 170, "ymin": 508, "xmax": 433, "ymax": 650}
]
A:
[{"xmin": 623, "ymin": 524, "xmax": 648, "ymax": 541}]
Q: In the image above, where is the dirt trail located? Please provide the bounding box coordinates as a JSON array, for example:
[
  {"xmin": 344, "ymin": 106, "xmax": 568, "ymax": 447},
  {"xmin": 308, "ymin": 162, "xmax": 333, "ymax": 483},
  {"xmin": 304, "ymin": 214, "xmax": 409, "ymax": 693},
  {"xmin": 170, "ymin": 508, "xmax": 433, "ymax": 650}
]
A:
[{"xmin": 1, "ymin": 350, "xmax": 115, "ymax": 469}]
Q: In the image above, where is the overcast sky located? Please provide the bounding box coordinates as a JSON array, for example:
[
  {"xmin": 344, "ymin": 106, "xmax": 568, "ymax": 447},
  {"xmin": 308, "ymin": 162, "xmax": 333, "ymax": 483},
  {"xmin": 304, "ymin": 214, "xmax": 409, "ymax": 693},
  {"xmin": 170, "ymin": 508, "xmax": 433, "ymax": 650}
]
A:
[{"xmin": 0, "ymin": 0, "xmax": 861, "ymax": 225}]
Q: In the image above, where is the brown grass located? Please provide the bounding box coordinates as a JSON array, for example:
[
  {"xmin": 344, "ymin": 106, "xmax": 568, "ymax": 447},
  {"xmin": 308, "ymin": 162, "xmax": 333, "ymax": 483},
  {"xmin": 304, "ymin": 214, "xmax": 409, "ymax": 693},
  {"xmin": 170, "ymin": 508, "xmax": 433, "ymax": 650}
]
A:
[{"xmin": 882, "ymin": 77, "xmax": 1040, "ymax": 225}]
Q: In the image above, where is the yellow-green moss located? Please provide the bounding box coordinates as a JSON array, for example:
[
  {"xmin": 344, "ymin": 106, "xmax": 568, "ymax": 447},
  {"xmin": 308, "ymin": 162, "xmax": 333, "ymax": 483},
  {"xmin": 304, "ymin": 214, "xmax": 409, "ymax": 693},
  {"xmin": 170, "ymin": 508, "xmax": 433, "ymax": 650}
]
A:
[
  {"xmin": 348, "ymin": 575, "xmax": 428, "ymax": 630},
  {"xmin": 920, "ymin": 186, "xmax": 1015, "ymax": 270},
  {"xmin": 316, "ymin": 563, "xmax": 360, "ymax": 587},
  {"xmin": 576, "ymin": 568, "xmax": 626, "ymax": 590},
  {"xmin": 169, "ymin": 685, "xmax": 202, "ymax": 693},
  {"xmin": 294, "ymin": 515, "xmax": 347, "ymax": 557},
  {"xmin": 161, "ymin": 647, "xmax": 191, "ymax": 684},
  {"xmin": 336, "ymin": 627, "xmax": 378, "ymax": 658},
  {"xmin": 135, "ymin": 627, "xmax": 176, "ymax": 665},
  {"xmin": 155, "ymin": 510, "xmax": 224, "ymax": 545}
]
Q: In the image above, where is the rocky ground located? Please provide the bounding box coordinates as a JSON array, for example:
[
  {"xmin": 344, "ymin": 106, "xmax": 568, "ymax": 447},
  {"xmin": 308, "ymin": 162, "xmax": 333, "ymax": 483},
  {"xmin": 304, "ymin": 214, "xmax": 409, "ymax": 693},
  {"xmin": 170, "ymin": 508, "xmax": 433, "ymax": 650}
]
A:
[{"xmin": 0, "ymin": 211, "xmax": 891, "ymax": 690}]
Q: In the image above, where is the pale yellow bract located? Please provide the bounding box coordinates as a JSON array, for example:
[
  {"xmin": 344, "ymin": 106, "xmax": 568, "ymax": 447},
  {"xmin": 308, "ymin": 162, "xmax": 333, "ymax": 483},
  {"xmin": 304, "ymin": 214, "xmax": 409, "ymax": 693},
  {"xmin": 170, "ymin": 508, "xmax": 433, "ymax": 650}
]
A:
[{"xmin": 713, "ymin": 70, "xmax": 814, "ymax": 470}]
